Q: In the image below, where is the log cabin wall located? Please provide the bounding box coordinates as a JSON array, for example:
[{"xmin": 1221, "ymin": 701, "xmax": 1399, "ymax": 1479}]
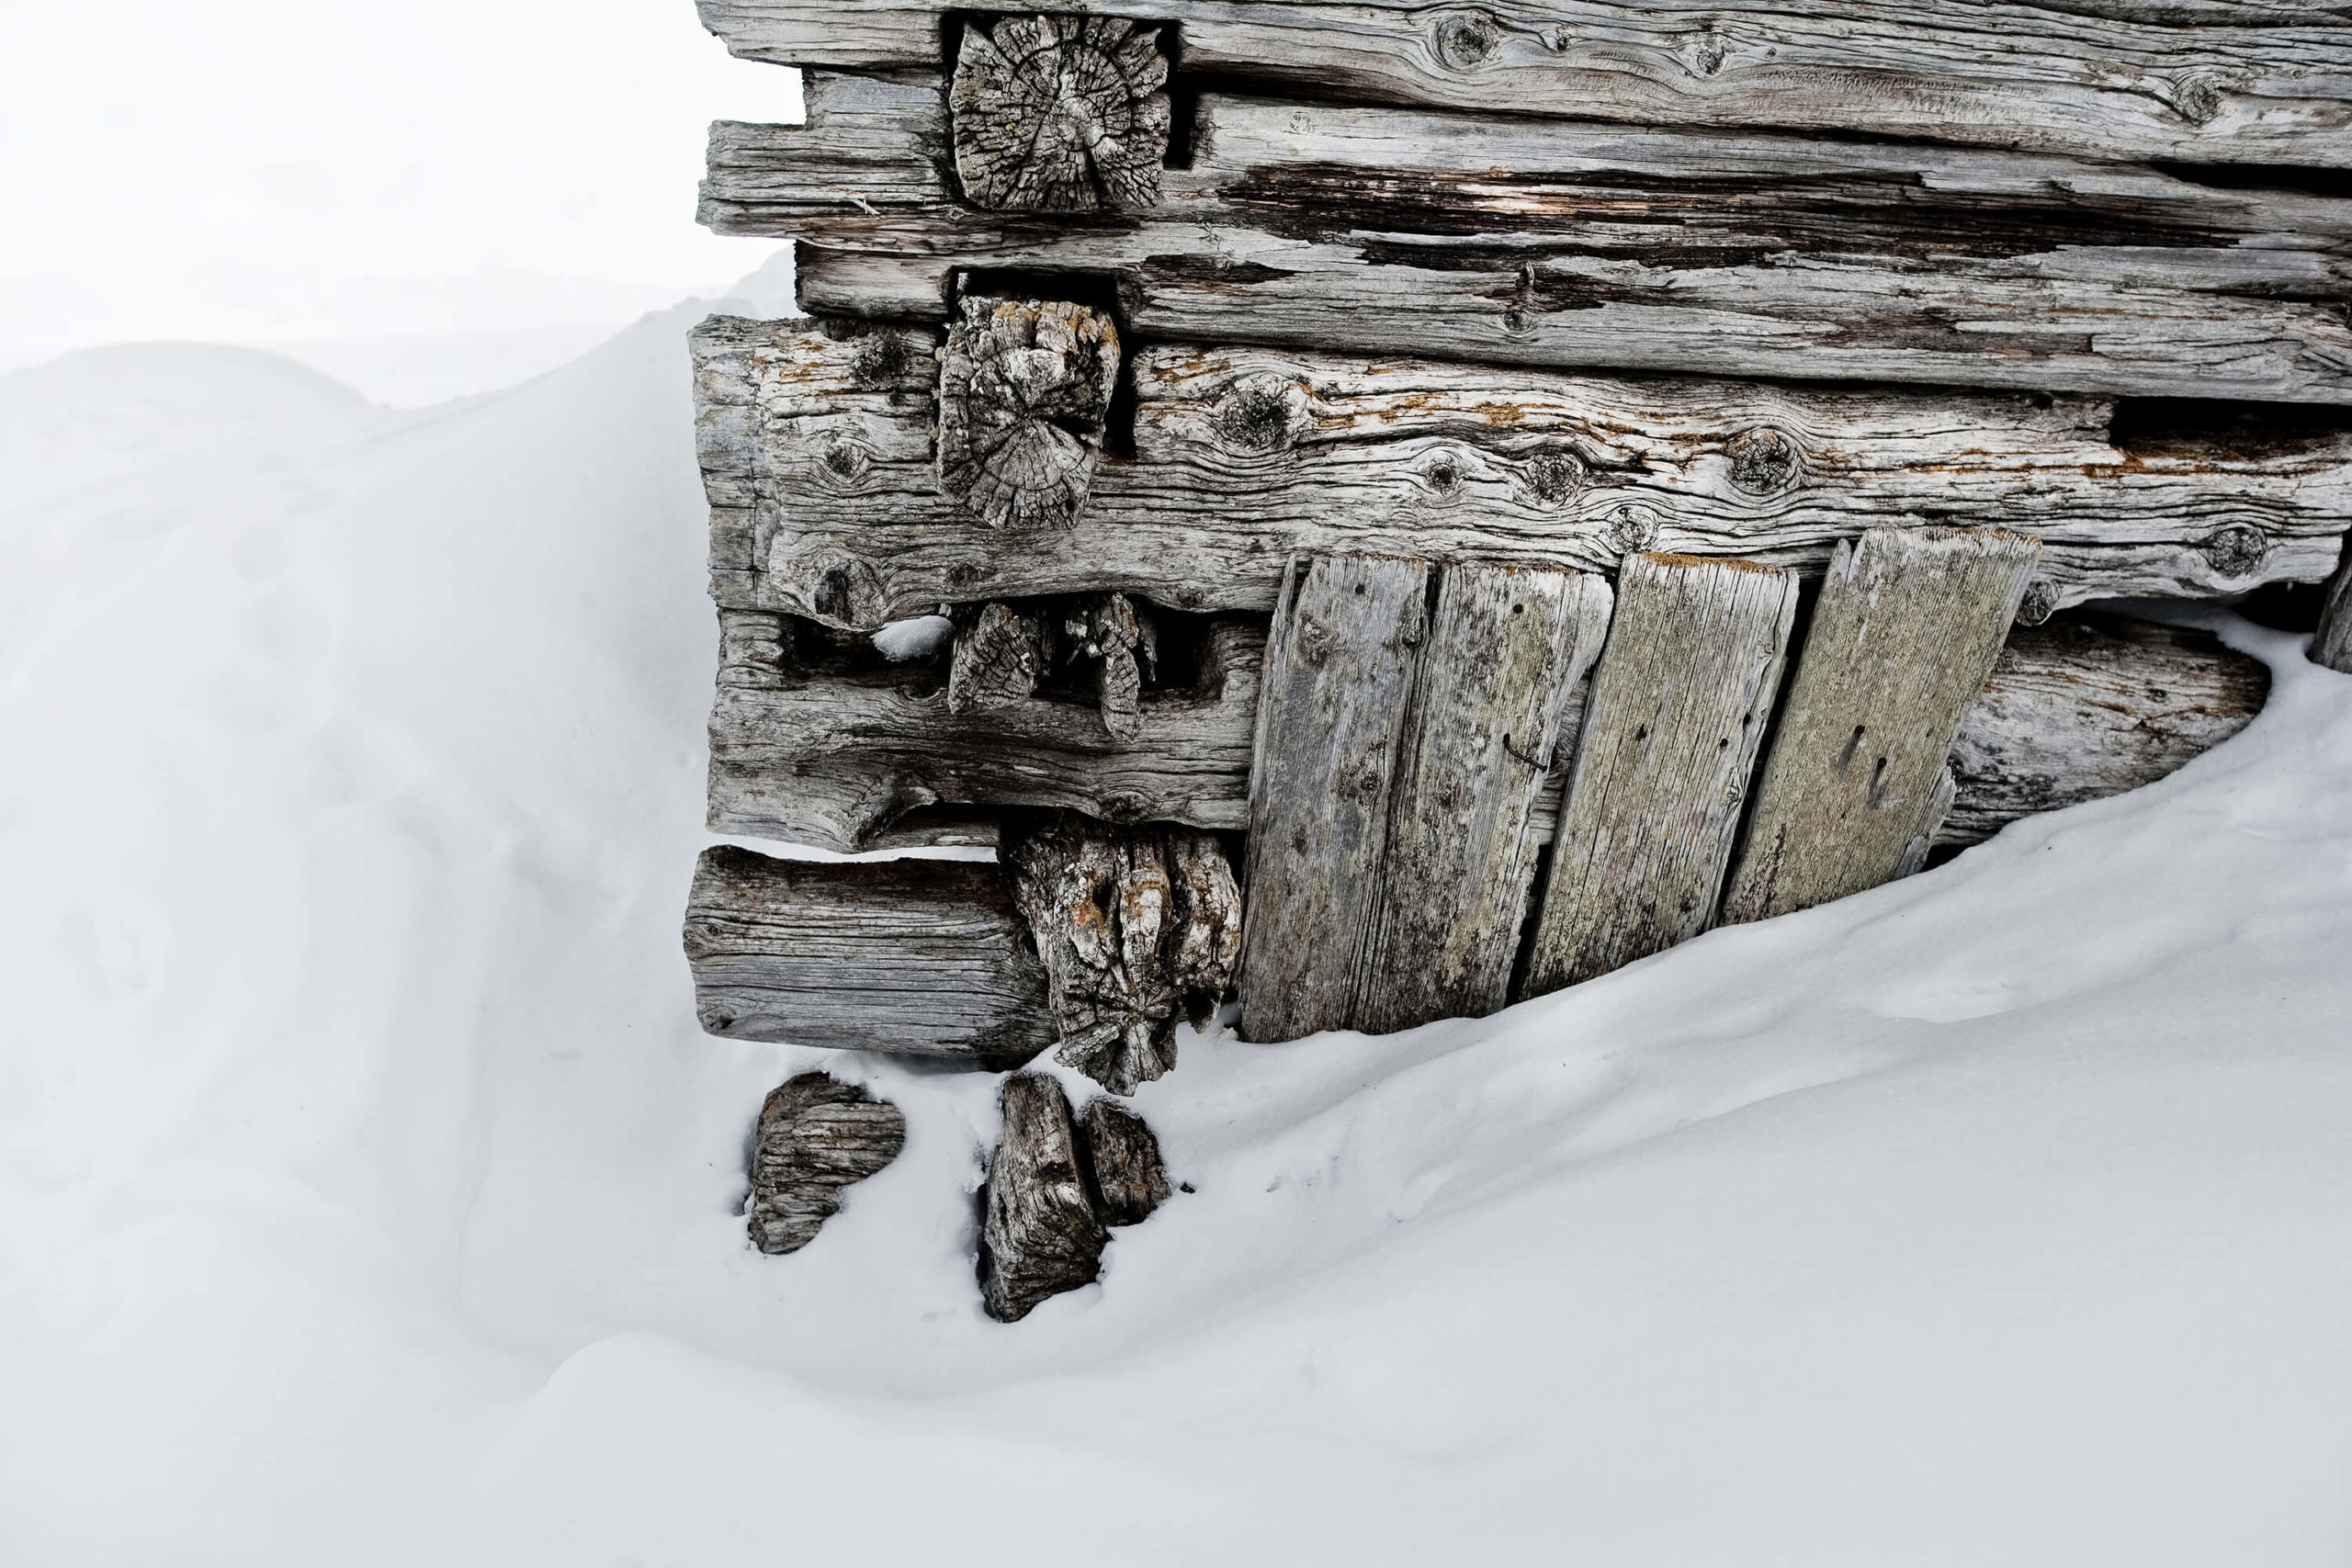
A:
[{"xmin": 679, "ymin": 0, "xmax": 2352, "ymax": 1306}]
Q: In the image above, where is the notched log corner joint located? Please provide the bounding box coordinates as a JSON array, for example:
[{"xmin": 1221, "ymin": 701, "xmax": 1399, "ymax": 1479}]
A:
[
  {"xmin": 949, "ymin": 13, "xmax": 1171, "ymax": 213},
  {"xmin": 936, "ymin": 295, "xmax": 1122, "ymax": 529}
]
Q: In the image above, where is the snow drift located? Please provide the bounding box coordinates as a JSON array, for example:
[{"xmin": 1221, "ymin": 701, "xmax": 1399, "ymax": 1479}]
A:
[{"xmin": 5, "ymin": 273, "xmax": 2352, "ymax": 1565}]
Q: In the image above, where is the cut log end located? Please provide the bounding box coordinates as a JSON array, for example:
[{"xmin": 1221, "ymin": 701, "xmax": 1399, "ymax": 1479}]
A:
[
  {"xmin": 949, "ymin": 14, "xmax": 1171, "ymax": 213},
  {"xmin": 935, "ymin": 296, "xmax": 1122, "ymax": 530},
  {"xmin": 1080, "ymin": 1099, "xmax": 1171, "ymax": 1227}
]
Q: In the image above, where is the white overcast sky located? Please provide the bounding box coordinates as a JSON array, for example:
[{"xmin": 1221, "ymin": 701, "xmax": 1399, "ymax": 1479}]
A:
[{"xmin": 0, "ymin": 0, "xmax": 800, "ymax": 358}]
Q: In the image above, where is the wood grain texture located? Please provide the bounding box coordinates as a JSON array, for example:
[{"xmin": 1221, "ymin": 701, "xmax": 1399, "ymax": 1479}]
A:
[
  {"xmin": 1080, "ymin": 1099, "xmax": 1170, "ymax": 1226},
  {"xmin": 935, "ymin": 296, "xmax": 1120, "ymax": 528},
  {"xmin": 946, "ymin": 600, "xmax": 1044, "ymax": 713},
  {"xmin": 1721, "ymin": 527, "xmax": 2045, "ymax": 923},
  {"xmin": 1945, "ymin": 614, "xmax": 2270, "ymax": 842},
  {"xmin": 745, "ymin": 1072, "xmax": 908, "ymax": 1255},
  {"xmin": 2314, "ymin": 537, "xmax": 2352, "ymax": 672},
  {"xmin": 707, "ymin": 86, "xmax": 2352, "ymax": 401},
  {"xmin": 695, "ymin": 1, "xmax": 2352, "ymax": 167},
  {"xmin": 683, "ymin": 845, "xmax": 1053, "ymax": 1066},
  {"xmin": 1003, "ymin": 815, "xmax": 1242, "ymax": 1094},
  {"xmin": 978, "ymin": 1073, "xmax": 1107, "ymax": 1322},
  {"xmin": 707, "ymin": 609, "xmax": 1261, "ymax": 851},
  {"xmin": 1356, "ymin": 561, "xmax": 1613, "ymax": 1033},
  {"xmin": 1522, "ymin": 553, "xmax": 1800, "ymax": 996},
  {"xmin": 1238, "ymin": 555, "xmax": 1432, "ymax": 1043},
  {"xmin": 693, "ymin": 320, "xmax": 2352, "ymax": 628},
  {"xmin": 948, "ymin": 15, "xmax": 1170, "ymax": 211}
]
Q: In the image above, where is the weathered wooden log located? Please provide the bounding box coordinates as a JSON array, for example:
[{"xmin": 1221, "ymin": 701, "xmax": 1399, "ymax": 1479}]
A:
[
  {"xmin": 745, "ymin": 1072, "xmax": 908, "ymax": 1255},
  {"xmin": 707, "ymin": 87, "xmax": 2352, "ymax": 401},
  {"xmin": 948, "ymin": 15, "xmax": 1170, "ymax": 212},
  {"xmin": 978, "ymin": 1073, "xmax": 1106, "ymax": 1322},
  {"xmin": 693, "ymin": 319, "xmax": 2352, "ymax": 628},
  {"xmin": 1945, "ymin": 614, "xmax": 2270, "ymax": 843},
  {"xmin": 1722, "ymin": 527, "xmax": 2044, "ymax": 923},
  {"xmin": 696, "ymin": 2, "xmax": 2352, "ymax": 168},
  {"xmin": 1238, "ymin": 555, "xmax": 1432, "ymax": 1042},
  {"xmin": 2314, "ymin": 538, "xmax": 2352, "ymax": 673},
  {"xmin": 707, "ymin": 608, "xmax": 1261, "ymax": 852},
  {"xmin": 935, "ymin": 296, "xmax": 1121, "ymax": 529},
  {"xmin": 1003, "ymin": 815, "xmax": 1242, "ymax": 1095},
  {"xmin": 1521, "ymin": 553, "xmax": 1800, "ymax": 996},
  {"xmin": 1357, "ymin": 560, "xmax": 1614, "ymax": 1033},
  {"xmin": 682, "ymin": 845, "xmax": 1053, "ymax": 1066},
  {"xmin": 1079, "ymin": 1099, "xmax": 1170, "ymax": 1227},
  {"xmin": 945, "ymin": 600, "xmax": 1044, "ymax": 714}
]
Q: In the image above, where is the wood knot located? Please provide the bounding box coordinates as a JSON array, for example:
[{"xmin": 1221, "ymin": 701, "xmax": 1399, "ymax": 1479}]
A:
[
  {"xmin": 773, "ymin": 540, "xmax": 889, "ymax": 630},
  {"xmin": 2168, "ymin": 73, "xmax": 2227, "ymax": 127},
  {"xmin": 812, "ymin": 437, "xmax": 875, "ymax": 491},
  {"xmin": 1433, "ymin": 10, "xmax": 1502, "ymax": 72},
  {"xmin": 949, "ymin": 14, "xmax": 1171, "ymax": 212},
  {"xmin": 1408, "ymin": 443, "xmax": 1480, "ymax": 505},
  {"xmin": 2014, "ymin": 578, "xmax": 2060, "ymax": 627},
  {"xmin": 1724, "ymin": 426, "xmax": 1801, "ymax": 495},
  {"xmin": 2200, "ymin": 524, "xmax": 2267, "ymax": 579},
  {"xmin": 1608, "ymin": 502, "xmax": 1662, "ymax": 555},
  {"xmin": 1522, "ymin": 446, "xmax": 1587, "ymax": 507},
  {"xmin": 936, "ymin": 296, "xmax": 1122, "ymax": 529},
  {"xmin": 1210, "ymin": 374, "xmax": 1306, "ymax": 456},
  {"xmin": 1684, "ymin": 27, "xmax": 1730, "ymax": 77}
]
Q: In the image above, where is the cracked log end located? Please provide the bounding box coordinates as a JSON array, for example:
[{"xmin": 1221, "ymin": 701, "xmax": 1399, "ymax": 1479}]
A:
[
  {"xmin": 746, "ymin": 1072, "xmax": 908, "ymax": 1256},
  {"xmin": 947, "ymin": 601, "xmax": 1046, "ymax": 713},
  {"xmin": 1005, "ymin": 814, "xmax": 1242, "ymax": 1096},
  {"xmin": 978, "ymin": 1073, "xmax": 1107, "ymax": 1322},
  {"xmin": 1080, "ymin": 1099, "xmax": 1170, "ymax": 1227},
  {"xmin": 936, "ymin": 296, "xmax": 1122, "ymax": 530},
  {"xmin": 950, "ymin": 14, "xmax": 1170, "ymax": 213}
]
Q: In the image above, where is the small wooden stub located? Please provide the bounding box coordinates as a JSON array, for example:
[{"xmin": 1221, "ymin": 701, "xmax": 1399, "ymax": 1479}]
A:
[
  {"xmin": 1720, "ymin": 526, "xmax": 2044, "ymax": 923},
  {"xmin": 949, "ymin": 14, "xmax": 1170, "ymax": 212},
  {"xmin": 2315, "ymin": 539, "xmax": 2352, "ymax": 674},
  {"xmin": 1357, "ymin": 560, "xmax": 1613, "ymax": 1033},
  {"xmin": 1521, "ymin": 552, "xmax": 1801, "ymax": 996},
  {"xmin": 978, "ymin": 1073, "xmax": 1108, "ymax": 1323},
  {"xmin": 936, "ymin": 296, "xmax": 1122, "ymax": 530},
  {"xmin": 683, "ymin": 845, "xmax": 1053, "ymax": 1066},
  {"xmin": 1080, "ymin": 1099, "xmax": 1170, "ymax": 1226},
  {"xmin": 946, "ymin": 601, "xmax": 1045, "ymax": 713},
  {"xmin": 1003, "ymin": 814, "xmax": 1242, "ymax": 1095},
  {"xmin": 1238, "ymin": 554, "xmax": 1433, "ymax": 1042},
  {"xmin": 745, "ymin": 1072, "xmax": 908, "ymax": 1255}
]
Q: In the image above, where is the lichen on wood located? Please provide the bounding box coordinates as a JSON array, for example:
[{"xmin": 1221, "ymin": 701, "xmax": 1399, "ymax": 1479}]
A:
[
  {"xmin": 935, "ymin": 296, "xmax": 1122, "ymax": 530},
  {"xmin": 745, "ymin": 1072, "xmax": 908, "ymax": 1254},
  {"xmin": 948, "ymin": 13, "xmax": 1170, "ymax": 212},
  {"xmin": 1004, "ymin": 812, "xmax": 1242, "ymax": 1095}
]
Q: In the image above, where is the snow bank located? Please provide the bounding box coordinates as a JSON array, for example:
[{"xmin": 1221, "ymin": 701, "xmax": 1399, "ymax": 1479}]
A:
[{"xmin": 5, "ymin": 282, "xmax": 2351, "ymax": 1565}]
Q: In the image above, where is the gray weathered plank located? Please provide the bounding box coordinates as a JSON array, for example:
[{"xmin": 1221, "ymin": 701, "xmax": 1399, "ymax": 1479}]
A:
[
  {"xmin": 695, "ymin": 319, "xmax": 2352, "ymax": 628},
  {"xmin": 707, "ymin": 609, "xmax": 1261, "ymax": 852},
  {"xmin": 1521, "ymin": 552, "xmax": 1800, "ymax": 995},
  {"xmin": 1237, "ymin": 555, "xmax": 1433, "ymax": 1043},
  {"xmin": 1356, "ymin": 561, "xmax": 1613, "ymax": 1032},
  {"xmin": 682, "ymin": 845, "xmax": 1053, "ymax": 1066},
  {"xmin": 1945, "ymin": 614, "xmax": 2270, "ymax": 842},
  {"xmin": 1721, "ymin": 527, "xmax": 2045, "ymax": 923},
  {"xmin": 695, "ymin": 2, "xmax": 2352, "ymax": 167}
]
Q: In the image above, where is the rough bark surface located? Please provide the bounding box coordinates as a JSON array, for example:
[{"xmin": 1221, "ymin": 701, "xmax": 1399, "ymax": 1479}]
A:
[
  {"xmin": 1080, "ymin": 1099, "xmax": 1170, "ymax": 1226},
  {"xmin": 707, "ymin": 609, "xmax": 1261, "ymax": 852},
  {"xmin": 978, "ymin": 1073, "xmax": 1107, "ymax": 1322},
  {"xmin": 1238, "ymin": 555, "xmax": 1433, "ymax": 1043},
  {"xmin": 1357, "ymin": 561, "xmax": 1614, "ymax": 1033},
  {"xmin": 946, "ymin": 600, "xmax": 1045, "ymax": 713},
  {"xmin": 683, "ymin": 845, "xmax": 1053, "ymax": 1066},
  {"xmin": 2315, "ymin": 538, "xmax": 2352, "ymax": 673},
  {"xmin": 697, "ymin": 1, "xmax": 2352, "ymax": 167},
  {"xmin": 948, "ymin": 15, "xmax": 1170, "ymax": 212},
  {"xmin": 693, "ymin": 320, "xmax": 2352, "ymax": 628},
  {"xmin": 1522, "ymin": 553, "xmax": 1800, "ymax": 996},
  {"xmin": 1004, "ymin": 814, "xmax": 1242, "ymax": 1095},
  {"xmin": 935, "ymin": 296, "xmax": 1121, "ymax": 529},
  {"xmin": 1945, "ymin": 615, "xmax": 2271, "ymax": 843},
  {"xmin": 1722, "ymin": 527, "xmax": 2045, "ymax": 923},
  {"xmin": 745, "ymin": 1072, "xmax": 908, "ymax": 1255}
]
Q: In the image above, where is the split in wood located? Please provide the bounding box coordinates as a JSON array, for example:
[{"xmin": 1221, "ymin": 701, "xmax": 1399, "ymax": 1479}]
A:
[
  {"xmin": 935, "ymin": 295, "xmax": 1121, "ymax": 529},
  {"xmin": 978, "ymin": 1074, "xmax": 1174, "ymax": 1322},
  {"xmin": 745, "ymin": 1072, "xmax": 908, "ymax": 1254},
  {"xmin": 948, "ymin": 14, "xmax": 1170, "ymax": 212}
]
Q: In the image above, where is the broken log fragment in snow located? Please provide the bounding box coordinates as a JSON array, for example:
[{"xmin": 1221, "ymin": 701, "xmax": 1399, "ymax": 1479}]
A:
[
  {"xmin": 1521, "ymin": 552, "xmax": 1801, "ymax": 997},
  {"xmin": 1080, "ymin": 1099, "xmax": 1170, "ymax": 1227},
  {"xmin": 683, "ymin": 845, "xmax": 1053, "ymax": 1067},
  {"xmin": 1004, "ymin": 813, "xmax": 1242, "ymax": 1095},
  {"xmin": 948, "ymin": 14, "xmax": 1170, "ymax": 212},
  {"xmin": 978, "ymin": 1073, "xmax": 1107, "ymax": 1322},
  {"xmin": 745, "ymin": 1072, "xmax": 908, "ymax": 1255},
  {"xmin": 1357, "ymin": 560, "xmax": 1614, "ymax": 1034},
  {"xmin": 1722, "ymin": 527, "xmax": 2045, "ymax": 924},
  {"xmin": 2315, "ymin": 539, "xmax": 2352, "ymax": 674},
  {"xmin": 934, "ymin": 296, "xmax": 1120, "ymax": 529},
  {"xmin": 1944, "ymin": 615, "xmax": 2270, "ymax": 845}
]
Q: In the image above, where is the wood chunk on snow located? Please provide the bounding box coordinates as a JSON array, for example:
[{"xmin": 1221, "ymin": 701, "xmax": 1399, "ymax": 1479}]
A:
[
  {"xmin": 978, "ymin": 1073, "xmax": 1107, "ymax": 1322},
  {"xmin": 1080, "ymin": 1098, "xmax": 1170, "ymax": 1227},
  {"xmin": 746, "ymin": 1072, "xmax": 908, "ymax": 1255}
]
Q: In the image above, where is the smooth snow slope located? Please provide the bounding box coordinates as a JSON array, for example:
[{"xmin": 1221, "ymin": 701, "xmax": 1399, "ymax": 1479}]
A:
[{"xmin": 4, "ymin": 284, "xmax": 2351, "ymax": 1566}]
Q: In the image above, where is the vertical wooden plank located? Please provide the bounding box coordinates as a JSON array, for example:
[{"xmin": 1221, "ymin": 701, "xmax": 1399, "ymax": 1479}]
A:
[
  {"xmin": 1237, "ymin": 554, "xmax": 1431, "ymax": 1043},
  {"xmin": 1720, "ymin": 526, "xmax": 2043, "ymax": 924},
  {"xmin": 1356, "ymin": 562, "xmax": 1613, "ymax": 1033},
  {"xmin": 1521, "ymin": 553, "xmax": 1800, "ymax": 996}
]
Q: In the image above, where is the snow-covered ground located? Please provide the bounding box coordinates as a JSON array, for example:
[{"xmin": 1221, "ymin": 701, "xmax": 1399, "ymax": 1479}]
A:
[{"xmin": 6, "ymin": 273, "xmax": 2351, "ymax": 1566}]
